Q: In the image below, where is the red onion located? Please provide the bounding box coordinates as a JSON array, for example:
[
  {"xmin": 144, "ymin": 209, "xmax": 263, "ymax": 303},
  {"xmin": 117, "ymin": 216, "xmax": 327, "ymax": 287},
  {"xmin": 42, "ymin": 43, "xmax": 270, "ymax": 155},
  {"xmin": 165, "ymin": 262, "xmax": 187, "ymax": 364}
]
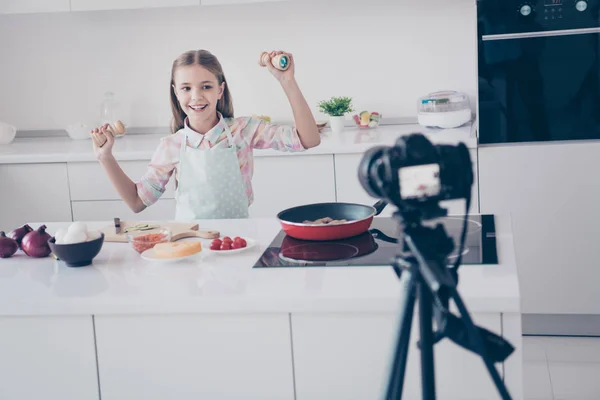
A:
[
  {"xmin": 8, "ymin": 224, "xmax": 33, "ymax": 249},
  {"xmin": 21, "ymin": 225, "xmax": 52, "ymax": 258},
  {"xmin": 0, "ymin": 232, "xmax": 18, "ymax": 258}
]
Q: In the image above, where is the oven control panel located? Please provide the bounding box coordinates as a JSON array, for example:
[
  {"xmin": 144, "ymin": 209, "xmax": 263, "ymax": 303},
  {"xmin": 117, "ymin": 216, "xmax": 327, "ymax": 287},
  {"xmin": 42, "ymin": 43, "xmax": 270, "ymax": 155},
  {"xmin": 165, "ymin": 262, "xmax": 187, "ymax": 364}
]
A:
[
  {"xmin": 518, "ymin": 0, "xmax": 591, "ymax": 20},
  {"xmin": 478, "ymin": 0, "xmax": 599, "ymax": 34}
]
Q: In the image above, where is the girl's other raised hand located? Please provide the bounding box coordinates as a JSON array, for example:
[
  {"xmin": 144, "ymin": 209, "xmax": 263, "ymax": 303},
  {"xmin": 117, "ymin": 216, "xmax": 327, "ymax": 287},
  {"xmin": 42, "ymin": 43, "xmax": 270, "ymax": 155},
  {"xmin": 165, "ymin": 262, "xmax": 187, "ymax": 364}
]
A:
[{"xmin": 91, "ymin": 123, "xmax": 115, "ymax": 160}]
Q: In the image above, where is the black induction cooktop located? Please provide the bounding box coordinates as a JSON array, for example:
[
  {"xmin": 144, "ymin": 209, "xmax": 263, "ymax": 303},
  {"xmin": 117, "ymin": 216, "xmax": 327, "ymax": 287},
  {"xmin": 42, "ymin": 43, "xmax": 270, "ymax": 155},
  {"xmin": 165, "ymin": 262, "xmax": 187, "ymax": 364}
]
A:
[{"xmin": 253, "ymin": 215, "xmax": 498, "ymax": 268}]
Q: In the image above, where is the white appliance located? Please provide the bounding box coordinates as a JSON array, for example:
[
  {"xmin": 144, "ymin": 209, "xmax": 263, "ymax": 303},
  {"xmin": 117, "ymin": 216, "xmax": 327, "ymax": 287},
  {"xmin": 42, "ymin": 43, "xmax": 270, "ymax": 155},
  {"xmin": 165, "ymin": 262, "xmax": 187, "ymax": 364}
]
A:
[{"xmin": 417, "ymin": 91, "xmax": 472, "ymax": 129}]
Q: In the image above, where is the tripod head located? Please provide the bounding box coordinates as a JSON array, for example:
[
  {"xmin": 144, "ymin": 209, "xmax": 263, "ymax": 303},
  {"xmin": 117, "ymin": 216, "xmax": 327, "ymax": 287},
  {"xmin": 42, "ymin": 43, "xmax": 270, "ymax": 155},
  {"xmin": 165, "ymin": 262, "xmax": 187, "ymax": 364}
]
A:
[{"xmin": 391, "ymin": 210, "xmax": 456, "ymax": 301}]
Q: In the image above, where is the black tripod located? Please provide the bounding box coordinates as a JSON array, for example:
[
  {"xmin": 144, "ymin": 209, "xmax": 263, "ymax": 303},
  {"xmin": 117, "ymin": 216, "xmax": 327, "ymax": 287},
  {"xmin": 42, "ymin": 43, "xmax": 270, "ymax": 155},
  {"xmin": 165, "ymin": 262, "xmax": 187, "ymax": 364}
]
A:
[{"xmin": 384, "ymin": 211, "xmax": 515, "ymax": 400}]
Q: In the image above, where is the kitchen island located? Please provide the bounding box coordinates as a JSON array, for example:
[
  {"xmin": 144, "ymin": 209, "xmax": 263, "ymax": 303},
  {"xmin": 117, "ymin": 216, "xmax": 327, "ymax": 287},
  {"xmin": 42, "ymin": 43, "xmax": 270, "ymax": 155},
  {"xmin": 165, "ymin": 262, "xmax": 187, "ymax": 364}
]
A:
[{"xmin": 0, "ymin": 215, "xmax": 522, "ymax": 400}]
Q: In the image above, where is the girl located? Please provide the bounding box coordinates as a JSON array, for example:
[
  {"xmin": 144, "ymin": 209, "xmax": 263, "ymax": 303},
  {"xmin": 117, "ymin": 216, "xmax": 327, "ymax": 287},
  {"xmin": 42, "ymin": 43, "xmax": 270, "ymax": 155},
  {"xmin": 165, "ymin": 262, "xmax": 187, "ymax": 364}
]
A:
[{"xmin": 91, "ymin": 49, "xmax": 320, "ymax": 220}]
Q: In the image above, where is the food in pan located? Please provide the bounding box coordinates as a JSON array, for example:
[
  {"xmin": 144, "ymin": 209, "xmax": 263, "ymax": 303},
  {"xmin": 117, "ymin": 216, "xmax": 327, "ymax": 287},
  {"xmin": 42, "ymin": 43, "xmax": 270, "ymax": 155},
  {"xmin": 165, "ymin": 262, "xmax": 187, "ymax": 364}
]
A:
[{"xmin": 302, "ymin": 217, "xmax": 348, "ymax": 225}]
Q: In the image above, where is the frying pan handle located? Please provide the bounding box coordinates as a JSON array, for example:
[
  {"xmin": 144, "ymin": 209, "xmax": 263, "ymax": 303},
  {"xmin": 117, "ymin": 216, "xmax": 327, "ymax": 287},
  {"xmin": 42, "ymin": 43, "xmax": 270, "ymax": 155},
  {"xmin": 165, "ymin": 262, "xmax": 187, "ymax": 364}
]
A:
[
  {"xmin": 369, "ymin": 229, "xmax": 398, "ymax": 244},
  {"xmin": 373, "ymin": 200, "xmax": 387, "ymax": 216}
]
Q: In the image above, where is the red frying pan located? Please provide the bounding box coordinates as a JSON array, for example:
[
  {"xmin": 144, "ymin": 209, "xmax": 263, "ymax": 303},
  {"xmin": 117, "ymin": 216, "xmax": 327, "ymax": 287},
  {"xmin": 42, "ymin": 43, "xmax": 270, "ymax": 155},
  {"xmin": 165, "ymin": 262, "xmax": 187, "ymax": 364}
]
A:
[{"xmin": 276, "ymin": 200, "xmax": 387, "ymax": 241}]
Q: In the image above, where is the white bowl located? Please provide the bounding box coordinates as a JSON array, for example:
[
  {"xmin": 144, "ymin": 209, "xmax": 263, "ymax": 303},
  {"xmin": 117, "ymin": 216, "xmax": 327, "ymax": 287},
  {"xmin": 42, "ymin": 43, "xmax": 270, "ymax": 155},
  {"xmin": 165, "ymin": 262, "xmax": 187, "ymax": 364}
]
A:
[
  {"xmin": 0, "ymin": 122, "xmax": 17, "ymax": 145},
  {"xmin": 66, "ymin": 123, "xmax": 91, "ymax": 140}
]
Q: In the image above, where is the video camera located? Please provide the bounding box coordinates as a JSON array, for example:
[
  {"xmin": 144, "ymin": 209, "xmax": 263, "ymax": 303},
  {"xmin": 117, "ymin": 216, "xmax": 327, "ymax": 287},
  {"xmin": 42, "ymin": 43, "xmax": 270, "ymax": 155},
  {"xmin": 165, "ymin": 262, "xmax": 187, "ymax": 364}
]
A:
[{"xmin": 358, "ymin": 133, "xmax": 474, "ymax": 221}]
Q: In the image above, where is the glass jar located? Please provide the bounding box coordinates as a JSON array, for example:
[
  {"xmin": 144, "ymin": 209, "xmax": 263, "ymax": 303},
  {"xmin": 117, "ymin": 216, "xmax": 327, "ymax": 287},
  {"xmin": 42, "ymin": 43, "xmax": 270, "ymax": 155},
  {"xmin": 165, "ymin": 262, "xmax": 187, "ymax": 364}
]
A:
[{"xmin": 100, "ymin": 92, "xmax": 119, "ymax": 125}]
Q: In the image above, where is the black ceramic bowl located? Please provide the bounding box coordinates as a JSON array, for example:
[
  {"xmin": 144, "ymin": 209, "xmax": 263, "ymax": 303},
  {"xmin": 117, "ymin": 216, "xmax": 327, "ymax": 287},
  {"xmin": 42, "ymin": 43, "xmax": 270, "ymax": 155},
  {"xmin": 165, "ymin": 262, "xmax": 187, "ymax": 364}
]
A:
[{"xmin": 48, "ymin": 233, "xmax": 105, "ymax": 268}]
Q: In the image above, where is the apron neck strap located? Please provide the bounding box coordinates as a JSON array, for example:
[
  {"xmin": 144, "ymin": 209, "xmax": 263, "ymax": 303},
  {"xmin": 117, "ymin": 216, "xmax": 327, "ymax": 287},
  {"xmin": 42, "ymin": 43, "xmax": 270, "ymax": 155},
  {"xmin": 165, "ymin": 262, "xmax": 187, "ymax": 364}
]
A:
[
  {"xmin": 222, "ymin": 123, "xmax": 235, "ymax": 147},
  {"xmin": 181, "ymin": 121, "xmax": 235, "ymax": 149}
]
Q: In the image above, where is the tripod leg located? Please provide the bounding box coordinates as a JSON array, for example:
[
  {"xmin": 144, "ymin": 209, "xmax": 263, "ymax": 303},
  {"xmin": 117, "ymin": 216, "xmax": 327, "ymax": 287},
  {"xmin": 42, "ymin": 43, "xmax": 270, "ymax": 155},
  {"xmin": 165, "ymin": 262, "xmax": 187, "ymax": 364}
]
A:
[
  {"xmin": 385, "ymin": 267, "xmax": 418, "ymax": 400},
  {"xmin": 418, "ymin": 278, "xmax": 436, "ymax": 400},
  {"xmin": 449, "ymin": 288, "xmax": 513, "ymax": 400}
]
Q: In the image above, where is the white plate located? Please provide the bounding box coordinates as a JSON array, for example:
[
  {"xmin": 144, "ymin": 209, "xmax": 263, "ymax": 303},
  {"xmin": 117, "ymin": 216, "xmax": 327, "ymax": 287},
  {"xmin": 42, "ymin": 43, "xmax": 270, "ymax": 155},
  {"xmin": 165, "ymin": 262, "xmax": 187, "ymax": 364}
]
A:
[
  {"xmin": 205, "ymin": 237, "xmax": 256, "ymax": 255},
  {"xmin": 140, "ymin": 247, "xmax": 203, "ymax": 263}
]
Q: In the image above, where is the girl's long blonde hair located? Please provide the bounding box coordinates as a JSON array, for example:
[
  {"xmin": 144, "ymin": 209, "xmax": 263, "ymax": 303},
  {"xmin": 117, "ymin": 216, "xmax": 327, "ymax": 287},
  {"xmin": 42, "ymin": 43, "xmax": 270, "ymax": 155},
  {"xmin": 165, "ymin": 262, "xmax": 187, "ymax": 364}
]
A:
[{"xmin": 170, "ymin": 50, "xmax": 234, "ymax": 133}]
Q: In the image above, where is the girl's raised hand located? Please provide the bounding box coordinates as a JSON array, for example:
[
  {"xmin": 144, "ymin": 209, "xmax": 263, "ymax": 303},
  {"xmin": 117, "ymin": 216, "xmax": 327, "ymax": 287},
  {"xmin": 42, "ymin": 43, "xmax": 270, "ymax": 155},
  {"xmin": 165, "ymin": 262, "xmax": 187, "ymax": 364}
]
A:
[
  {"xmin": 265, "ymin": 50, "xmax": 295, "ymax": 83},
  {"xmin": 90, "ymin": 123, "xmax": 115, "ymax": 160}
]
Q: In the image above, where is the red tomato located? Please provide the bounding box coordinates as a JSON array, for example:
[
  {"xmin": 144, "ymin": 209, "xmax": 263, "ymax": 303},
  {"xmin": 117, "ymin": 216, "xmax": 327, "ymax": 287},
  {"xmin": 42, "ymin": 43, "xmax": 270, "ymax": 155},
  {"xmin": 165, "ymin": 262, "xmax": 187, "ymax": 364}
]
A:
[
  {"xmin": 234, "ymin": 236, "xmax": 242, "ymax": 242},
  {"xmin": 210, "ymin": 243, "xmax": 221, "ymax": 251},
  {"xmin": 222, "ymin": 236, "xmax": 232, "ymax": 243},
  {"xmin": 239, "ymin": 238, "xmax": 247, "ymax": 248},
  {"xmin": 232, "ymin": 241, "xmax": 243, "ymax": 249},
  {"xmin": 211, "ymin": 239, "xmax": 222, "ymax": 246},
  {"xmin": 220, "ymin": 242, "xmax": 232, "ymax": 250}
]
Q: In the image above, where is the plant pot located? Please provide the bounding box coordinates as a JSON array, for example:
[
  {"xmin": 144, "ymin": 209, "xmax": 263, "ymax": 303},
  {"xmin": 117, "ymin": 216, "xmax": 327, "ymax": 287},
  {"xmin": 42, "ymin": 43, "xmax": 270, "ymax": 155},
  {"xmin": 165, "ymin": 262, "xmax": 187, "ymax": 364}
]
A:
[{"xmin": 329, "ymin": 116, "xmax": 346, "ymax": 134}]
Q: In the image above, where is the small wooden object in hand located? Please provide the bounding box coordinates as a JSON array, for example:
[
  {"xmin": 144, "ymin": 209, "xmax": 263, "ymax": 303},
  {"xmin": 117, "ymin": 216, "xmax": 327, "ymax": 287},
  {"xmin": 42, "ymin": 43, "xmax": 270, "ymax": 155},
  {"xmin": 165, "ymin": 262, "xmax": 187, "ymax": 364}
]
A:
[
  {"xmin": 258, "ymin": 51, "xmax": 290, "ymax": 71},
  {"xmin": 93, "ymin": 120, "xmax": 126, "ymax": 148}
]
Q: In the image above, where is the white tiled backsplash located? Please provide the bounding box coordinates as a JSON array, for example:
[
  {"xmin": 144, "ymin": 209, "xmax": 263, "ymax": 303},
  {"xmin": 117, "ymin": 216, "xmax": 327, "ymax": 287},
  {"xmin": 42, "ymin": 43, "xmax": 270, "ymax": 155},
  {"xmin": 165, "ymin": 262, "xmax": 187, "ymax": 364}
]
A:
[{"xmin": 0, "ymin": 0, "xmax": 477, "ymax": 131}]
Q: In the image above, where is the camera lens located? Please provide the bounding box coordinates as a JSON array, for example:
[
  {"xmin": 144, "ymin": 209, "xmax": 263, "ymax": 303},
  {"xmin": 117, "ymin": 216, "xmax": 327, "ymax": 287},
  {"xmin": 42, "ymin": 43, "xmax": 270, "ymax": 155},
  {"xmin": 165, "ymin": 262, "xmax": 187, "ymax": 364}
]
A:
[{"xmin": 357, "ymin": 146, "xmax": 388, "ymax": 199}]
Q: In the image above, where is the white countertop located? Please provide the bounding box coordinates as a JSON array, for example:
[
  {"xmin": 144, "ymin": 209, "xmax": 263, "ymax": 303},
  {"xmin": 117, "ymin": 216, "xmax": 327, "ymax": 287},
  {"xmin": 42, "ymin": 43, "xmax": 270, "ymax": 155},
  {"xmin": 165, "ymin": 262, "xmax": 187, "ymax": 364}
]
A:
[
  {"xmin": 0, "ymin": 215, "xmax": 519, "ymax": 317},
  {"xmin": 0, "ymin": 123, "xmax": 477, "ymax": 164}
]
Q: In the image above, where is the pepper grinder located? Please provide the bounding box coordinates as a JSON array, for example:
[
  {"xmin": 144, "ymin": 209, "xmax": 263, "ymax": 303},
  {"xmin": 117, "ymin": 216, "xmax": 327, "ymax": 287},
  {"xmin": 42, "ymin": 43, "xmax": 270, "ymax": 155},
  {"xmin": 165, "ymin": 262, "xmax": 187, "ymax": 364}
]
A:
[{"xmin": 258, "ymin": 51, "xmax": 290, "ymax": 71}]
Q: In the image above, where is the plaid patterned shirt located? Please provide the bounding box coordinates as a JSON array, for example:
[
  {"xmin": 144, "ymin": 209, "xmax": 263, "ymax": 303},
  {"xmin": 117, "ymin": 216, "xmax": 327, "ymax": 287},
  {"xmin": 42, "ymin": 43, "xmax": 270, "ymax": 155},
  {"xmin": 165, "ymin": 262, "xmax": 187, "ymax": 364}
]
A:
[{"xmin": 135, "ymin": 114, "xmax": 306, "ymax": 207}]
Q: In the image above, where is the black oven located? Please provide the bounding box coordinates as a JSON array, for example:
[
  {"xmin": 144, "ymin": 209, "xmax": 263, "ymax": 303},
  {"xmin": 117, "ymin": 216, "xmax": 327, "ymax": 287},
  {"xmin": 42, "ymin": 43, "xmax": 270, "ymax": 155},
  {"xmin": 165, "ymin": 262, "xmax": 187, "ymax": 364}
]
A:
[{"xmin": 477, "ymin": 0, "xmax": 600, "ymax": 144}]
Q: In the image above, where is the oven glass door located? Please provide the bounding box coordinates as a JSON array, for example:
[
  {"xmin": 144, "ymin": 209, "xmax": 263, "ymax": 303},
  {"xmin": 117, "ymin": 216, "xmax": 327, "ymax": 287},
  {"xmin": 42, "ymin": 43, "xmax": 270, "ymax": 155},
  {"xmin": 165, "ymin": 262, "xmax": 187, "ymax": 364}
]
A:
[{"xmin": 477, "ymin": 0, "xmax": 600, "ymax": 144}]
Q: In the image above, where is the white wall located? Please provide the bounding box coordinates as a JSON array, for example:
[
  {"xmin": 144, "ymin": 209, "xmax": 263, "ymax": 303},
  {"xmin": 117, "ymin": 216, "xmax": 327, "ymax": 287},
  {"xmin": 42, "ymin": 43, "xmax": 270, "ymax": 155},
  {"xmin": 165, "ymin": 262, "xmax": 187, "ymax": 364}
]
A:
[{"xmin": 0, "ymin": 0, "xmax": 477, "ymax": 131}]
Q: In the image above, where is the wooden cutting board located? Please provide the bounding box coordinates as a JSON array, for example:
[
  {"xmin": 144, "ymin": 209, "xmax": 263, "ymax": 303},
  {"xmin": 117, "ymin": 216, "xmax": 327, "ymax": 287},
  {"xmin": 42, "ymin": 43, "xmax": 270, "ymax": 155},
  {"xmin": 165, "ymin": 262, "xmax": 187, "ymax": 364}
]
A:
[{"xmin": 100, "ymin": 221, "xmax": 220, "ymax": 243}]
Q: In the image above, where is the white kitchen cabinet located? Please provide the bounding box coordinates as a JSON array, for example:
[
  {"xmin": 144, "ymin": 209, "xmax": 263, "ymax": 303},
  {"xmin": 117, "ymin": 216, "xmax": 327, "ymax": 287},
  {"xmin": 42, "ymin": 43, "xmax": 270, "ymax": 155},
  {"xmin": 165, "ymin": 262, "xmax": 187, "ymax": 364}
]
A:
[
  {"xmin": 67, "ymin": 161, "xmax": 175, "ymax": 201},
  {"xmin": 479, "ymin": 143, "xmax": 600, "ymax": 315},
  {"xmin": 291, "ymin": 312, "xmax": 504, "ymax": 400},
  {"xmin": 0, "ymin": 0, "xmax": 70, "ymax": 14},
  {"xmin": 334, "ymin": 150, "xmax": 479, "ymax": 217},
  {"xmin": 202, "ymin": 0, "xmax": 287, "ymax": 4},
  {"xmin": 70, "ymin": 0, "xmax": 199, "ymax": 12},
  {"xmin": 0, "ymin": 316, "xmax": 99, "ymax": 400},
  {"xmin": 94, "ymin": 314, "xmax": 295, "ymax": 400},
  {"xmin": 0, "ymin": 163, "xmax": 73, "ymax": 230},
  {"xmin": 249, "ymin": 154, "xmax": 336, "ymax": 217},
  {"xmin": 68, "ymin": 154, "xmax": 335, "ymax": 220},
  {"xmin": 72, "ymin": 199, "xmax": 175, "ymax": 221}
]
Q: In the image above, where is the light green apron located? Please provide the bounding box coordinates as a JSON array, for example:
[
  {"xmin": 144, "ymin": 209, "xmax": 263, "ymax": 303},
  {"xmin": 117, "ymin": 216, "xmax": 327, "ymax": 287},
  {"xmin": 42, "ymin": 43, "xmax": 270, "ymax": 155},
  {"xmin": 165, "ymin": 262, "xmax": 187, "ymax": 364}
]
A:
[{"xmin": 174, "ymin": 124, "xmax": 249, "ymax": 220}]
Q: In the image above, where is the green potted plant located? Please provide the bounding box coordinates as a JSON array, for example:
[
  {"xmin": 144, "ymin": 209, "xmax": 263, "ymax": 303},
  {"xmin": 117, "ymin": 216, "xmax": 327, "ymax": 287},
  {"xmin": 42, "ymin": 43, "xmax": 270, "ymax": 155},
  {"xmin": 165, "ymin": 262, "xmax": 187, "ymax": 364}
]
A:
[{"xmin": 317, "ymin": 96, "xmax": 354, "ymax": 134}]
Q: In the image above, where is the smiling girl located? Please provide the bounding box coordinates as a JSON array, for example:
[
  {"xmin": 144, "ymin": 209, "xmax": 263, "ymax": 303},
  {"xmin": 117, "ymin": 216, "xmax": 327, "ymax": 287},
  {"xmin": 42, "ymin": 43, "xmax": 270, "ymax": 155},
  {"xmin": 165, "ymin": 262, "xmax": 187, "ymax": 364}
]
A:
[{"xmin": 91, "ymin": 49, "xmax": 320, "ymax": 220}]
